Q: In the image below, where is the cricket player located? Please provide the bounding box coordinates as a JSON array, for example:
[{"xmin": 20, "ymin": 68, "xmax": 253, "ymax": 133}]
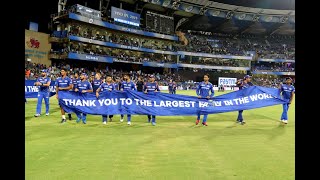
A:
[
  {"xmin": 34, "ymin": 69, "xmax": 51, "ymax": 117},
  {"xmin": 96, "ymin": 74, "xmax": 115, "ymax": 124},
  {"xmin": 120, "ymin": 73, "xmax": 136, "ymax": 125},
  {"xmin": 108, "ymin": 77, "xmax": 121, "ymax": 122},
  {"xmin": 55, "ymin": 68, "xmax": 72, "ymax": 123},
  {"xmin": 74, "ymin": 73, "xmax": 93, "ymax": 124},
  {"xmin": 279, "ymin": 77, "xmax": 295, "ymax": 124},
  {"xmin": 196, "ymin": 74, "xmax": 214, "ymax": 126},
  {"xmin": 68, "ymin": 72, "xmax": 81, "ymax": 120},
  {"xmin": 168, "ymin": 79, "xmax": 176, "ymax": 94},
  {"xmin": 144, "ymin": 75, "xmax": 160, "ymax": 126},
  {"xmin": 92, "ymin": 72, "xmax": 103, "ymax": 93},
  {"xmin": 236, "ymin": 75, "xmax": 254, "ymax": 125}
]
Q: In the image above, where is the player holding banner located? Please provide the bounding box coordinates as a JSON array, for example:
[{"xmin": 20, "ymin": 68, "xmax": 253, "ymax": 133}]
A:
[
  {"xmin": 55, "ymin": 68, "xmax": 72, "ymax": 123},
  {"xmin": 68, "ymin": 72, "xmax": 81, "ymax": 120},
  {"xmin": 96, "ymin": 74, "xmax": 115, "ymax": 124},
  {"xmin": 34, "ymin": 69, "xmax": 51, "ymax": 117},
  {"xmin": 236, "ymin": 75, "xmax": 254, "ymax": 125},
  {"xmin": 196, "ymin": 74, "xmax": 214, "ymax": 126},
  {"xmin": 144, "ymin": 75, "xmax": 160, "ymax": 126},
  {"xmin": 279, "ymin": 77, "xmax": 295, "ymax": 124},
  {"xmin": 74, "ymin": 73, "xmax": 93, "ymax": 124},
  {"xmin": 120, "ymin": 73, "xmax": 136, "ymax": 125}
]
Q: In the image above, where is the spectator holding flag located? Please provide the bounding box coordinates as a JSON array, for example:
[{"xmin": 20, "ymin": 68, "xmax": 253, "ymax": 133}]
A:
[
  {"xmin": 279, "ymin": 77, "xmax": 295, "ymax": 124},
  {"xmin": 55, "ymin": 68, "xmax": 72, "ymax": 123},
  {"xmin": 195, "ymin": 74, "xmax": 214, "ymax": 126},
  {"xmin": 96, "ymin": 74, "xmax": 115, "ymax": 124},
  {"xmin": 74, "ymin": 73, "xmax": 93, "ymax": 124},
  {"xmin": 34, "ymin": 69, "xmax": 51, "ymax": 117}
]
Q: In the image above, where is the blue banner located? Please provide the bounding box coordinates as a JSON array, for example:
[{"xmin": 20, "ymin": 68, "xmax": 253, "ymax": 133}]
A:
[
  {"xmin": 68, "ymin": 52, "xmax": 113, "ymax": 63},
  {"xmin": 111, "ymin": 7, "xmax": 140, "ymax": 27},
  {"xmin": 58, "ymin": 86, "xmax": 287, "ymax": 116},
  {"xmin": 143, "ymin": 62, "xmax": 178, "ymax": 68},
  {"xmin": 25, "ymin": 80, "xmax": 56, "ymax": 98},
  {"xmin": 69, "ymin": 13, "xmax": 178, "ymax": 41}
]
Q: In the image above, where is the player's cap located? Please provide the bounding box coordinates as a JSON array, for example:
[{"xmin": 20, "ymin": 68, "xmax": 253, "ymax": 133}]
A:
[
  {"xmin": 243, "ymin": 75, "xmax": 251, "ymax": 79},
  {"xmin": 41, "ymin": 69, "xmax": 46, "ymax": 72},
  {"xmin": 286, "ymin": 77, "xmax": 292, "ymax": 80},
  {"xmin": 81, "ymin": 73, "xmax": 88, "ymax": 77},
  {"xmin": 149, "ymin": 75, "xmax": 155, "ymax": 78}
]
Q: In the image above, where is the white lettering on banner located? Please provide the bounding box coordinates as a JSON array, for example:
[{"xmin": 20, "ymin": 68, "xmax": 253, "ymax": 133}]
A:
[
  {"xmin": 224, "ymin": 100, "xmax": 233, "ymax": 105},
  {"xmin": 120, "ymin": 98, "xmax": 126, "ymax": 105},
  {"xmin": 249, "ymin": 93, "xmax": 273, "ymax": 102},
  {"xmin": 199, "ymin": 101, "xmax": 208, "ymax": 107},
  {"xmin": 63, "ymin": 99, "xmax": 97, "ymax": 107},
  {"xmin": 153, "ymin": 100, "xmax": 195, "ymax": 108}
]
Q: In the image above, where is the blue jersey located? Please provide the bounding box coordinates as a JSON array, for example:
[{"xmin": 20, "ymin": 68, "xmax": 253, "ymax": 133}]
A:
[
  {"xmin": 99, "ymin": 82, "xmax": 115, "ymax": 92},
  {"xmin": 239, "ymin": 81, "xmax": 254, "ymax": 90},
  {"xmin": 196, "ymin": 82, "xmax": 214, "ymax": 98},
  {"xmin": 280, "ymin": 84, "xmax": 295, "ymax": 100},
  {"xmin": 168, "ymin": 82, "xmax": 175, "ymax": 90},
  {"xmin": 71, "ymin": 78, "xmax": 81, "ymax": 91},
  {"xmin": 55, "ymin": 76, "xmax": 72, "ymax": 90},
  {"xmin": 36, "ymin": 77, "xmax": 51, "ymax": 92},
  {"xmin": 76, "ymin": 80, "xmax": 93, "ymax": 92},
  {"xmin": 121, "ymin": 81, "xmax": 136, "ymax": 91},
  {"xmin": 92, "ymin": 79, "xmax": 103, "ymax": 92},
  {"xmin": 144, "ymin": 82, "xmax": 160, "ymax": 92},
  {"xmin": 113, "ymin": 83, "xmax": 119, "ymax": 91}
]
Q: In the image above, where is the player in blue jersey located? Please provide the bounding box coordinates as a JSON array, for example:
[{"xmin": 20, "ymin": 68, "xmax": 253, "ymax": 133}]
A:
[
  {"xmin": 196, "ymin": 74, "xmax": 214, "ymax": 126},
  {"xmin": 74, "ymin": 73, "xmax": 93, "ymax": 124},
  {"xmin": 144, "ymin": 75, "xmax": 160, "ymax": 126},
  {"xmin": 172, "ymin": 80, "xmax": 177, "ymax": 94},
  {"xmin": 236, "ymin": 75, "xmax": 254, "ymax": 125},
  {"xmin": 92, "ymin": 72, "xmax": 103, "ymax": 93},
  {"xmin": 34, "ymin": 69, "xmax": 51, "ymax": 117},
  {"xmin": 279, "ymin": 77, "xmax": 295, "ymax": 124},
  {"xmin": 96, "ymin": 74, "xmax": 115, "ymax": 124},
  {"xmin": 120, "ymin": 73, "xmax": 136, "ymax": 125},
  {"xmin": 68, "ymin": 72, "xmax": 81, "ymax": 120},
  {"xmin": 55, "ymin": 68, "xmax": 72, "ymax": 123},
  {"xmin": 108, "ymin": 77, "xmax": 121, "ymax": 122},
  {"xmin": 168, "ymin": 79, "xmax": 174, "ymax": 94}
]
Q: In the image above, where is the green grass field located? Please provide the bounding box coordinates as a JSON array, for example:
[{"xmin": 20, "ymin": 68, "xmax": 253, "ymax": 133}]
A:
[{"xmin": 25, "ymin": 90, "xmax": 294, "ymax": 180}]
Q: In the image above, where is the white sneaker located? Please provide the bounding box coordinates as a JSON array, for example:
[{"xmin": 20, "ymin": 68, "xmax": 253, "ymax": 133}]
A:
[
  {"xmin": 34, "ymin": 114, "xmax": 40, "ymax": 117},
  {"xmin": 282, "ymin": 120, "xmax": 288, "ymax": 124},
  {"xmin": 120, "ymin": 118, "xmax": 124, "ymax": 122},
  {"xmin": 127, "ymin": 121, "xmax": 131, "ymax": 125},
  {"xmin": 103, "ymin": 121, "xmax": 107, "ymax": 125},
  {"xmin": 46, "ymin": 113, "xmax": 49, "ymax": 116}
]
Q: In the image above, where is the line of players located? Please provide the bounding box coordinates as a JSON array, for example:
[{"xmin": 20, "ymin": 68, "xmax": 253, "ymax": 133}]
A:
[
  {"xmin": 36, "ymin": 68, "xmax": 177, "ymax": 126},
  {"xmin": 33, "ymin": 68, "xmax": 294, "ymax": 126}
]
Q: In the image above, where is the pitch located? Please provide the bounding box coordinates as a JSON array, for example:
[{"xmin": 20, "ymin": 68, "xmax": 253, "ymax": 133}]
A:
[{"xmin": 25, "ymin": 90, "xmax": 295, "ymax": 180}]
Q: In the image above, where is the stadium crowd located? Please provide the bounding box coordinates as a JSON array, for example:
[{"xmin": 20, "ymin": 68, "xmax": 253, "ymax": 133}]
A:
[
  {"xmin": 52, "ymin": 22, "xmax": 295, "ymax": 61},
  {"xmin": 251, "ymin": 62, "xmax": 295, "ymax": 72},
  {"xmin": 25, "ymin": 61, "xmax": 181, "ymax": 86}
]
